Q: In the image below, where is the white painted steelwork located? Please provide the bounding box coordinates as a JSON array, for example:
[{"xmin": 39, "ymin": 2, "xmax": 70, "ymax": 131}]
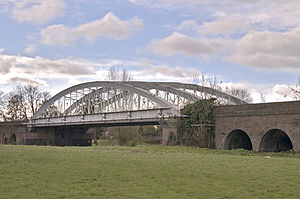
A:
[{"xmin": 29, "ymin": 81, "xmax": 247, "ymax": 127}]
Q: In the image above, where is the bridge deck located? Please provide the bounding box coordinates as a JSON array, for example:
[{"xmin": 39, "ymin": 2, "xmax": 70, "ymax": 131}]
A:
[{"xmin": 28, "ymin": 108, "xmax": 179, "ymax": 128}]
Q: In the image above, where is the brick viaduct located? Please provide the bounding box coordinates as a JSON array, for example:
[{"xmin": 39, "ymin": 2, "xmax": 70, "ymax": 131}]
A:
[
  {"xmin": 1, "ymin": 101, "xmax": 300, "ymax": 152},
  {"xmin": 215, "ymin": 101, "xmax": 300, "ymax": 152}
]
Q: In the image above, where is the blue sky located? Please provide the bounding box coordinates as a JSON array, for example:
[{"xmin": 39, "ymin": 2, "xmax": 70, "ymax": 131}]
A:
[{"xmin": 0, "ymin": 0, "xmax": 300, "ymax": 102}]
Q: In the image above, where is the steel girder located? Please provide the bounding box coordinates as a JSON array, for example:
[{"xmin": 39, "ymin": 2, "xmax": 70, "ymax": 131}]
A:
[
  {"xmin": 33, "ymin": 81, "xmax": 247, "ymax": 119},
  {"xmin": 63, "ymin": 88, "xmax": 129, "ymax": 116},
  {"xmin": 158, "ymin": 82, "xmax": 248, "ymax": 105}
]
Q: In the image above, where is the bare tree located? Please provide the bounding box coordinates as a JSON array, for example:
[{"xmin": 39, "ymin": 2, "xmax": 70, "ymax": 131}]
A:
[
  {"xmin": 191, "ymin": 73, "xmax": 201, "ymax": 85},
  {"xmin": 39, "ymin": 91, "xmax": 51, "ymax": 105},
  {"xmin": 191, "ymin": 72, "xmax": 222, "ymax": 99},
  {"xmin": 18, "ymin": 84, "xmax": 52, "ymax": 117},
  {"xmin": 224, "ymin": 86, "xmax": 253, "ymax": 103},
  {"xmin": 0, "ymin": 91, "xmax": 6, "ymax": 121},
  {"xmin": 290, "ymin": 78, "xmax": 300, "ymax": 100},
  {"xmin": 191, "ymin": 72, "xmax": 253, "ymax": 104},
  {"xmin": 106, "ymin": 66, "xmax": 132, "ymax": 81},
  {"xmin": 5, "ymin": 89, "xmax": 28, "ymax": 121},
  {"xmin": 23, "ymin": 84, "xmax": 41, "ymax": 115},
  {"xmin": 1, "ymin": 84, "xmax": 51, "ymax": 121},
  {"xmin": 107, "ymin": 66, "xmax": 120, "ymax": 81},
  {"xmin": 0, "ymin": 91, "xmax": 4, "ymax": 104},
  {"xmin": 259, "ymin": 91, "xmax": 266, "ymax": 103},
  {"xmin": 120, "ymin": 68, "xmax": 132, "ymax": 81}
]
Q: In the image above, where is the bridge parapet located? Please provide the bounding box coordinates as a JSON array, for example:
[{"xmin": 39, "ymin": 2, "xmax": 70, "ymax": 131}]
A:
[{"xmin": 215, "ymin": 101, "xmax": 300, "ymax": 117}]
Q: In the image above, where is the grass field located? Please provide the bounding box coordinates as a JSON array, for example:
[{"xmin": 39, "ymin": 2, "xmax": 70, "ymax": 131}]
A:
[{"xmin": 1, "ymin": 145, "xmax": 300, "ymax": 199}]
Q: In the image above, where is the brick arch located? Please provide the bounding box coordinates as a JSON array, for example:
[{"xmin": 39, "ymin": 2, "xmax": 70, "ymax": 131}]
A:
[
  {"xmin": 259, "ymin": 128, "xmax": 293, "ymax": 152},
  {"xmin": 224, "ymin": 129, "xmax": 253, "ymax": 150},
  {"xmin": 2, "ymin": 134, "xmax": 10, "ymax": 144},
  {"xmin": 10, "ymin": 133, "xmax": 16, "ymax": 145}
]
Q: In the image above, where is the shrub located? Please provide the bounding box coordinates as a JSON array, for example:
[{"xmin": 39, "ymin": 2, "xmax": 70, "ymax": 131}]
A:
[{"xmin": 178, "ymin": 99, "xmax": 215, "ymax": 148}]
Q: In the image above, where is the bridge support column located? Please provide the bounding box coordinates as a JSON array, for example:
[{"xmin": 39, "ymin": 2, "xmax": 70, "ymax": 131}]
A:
[{"xmin": 160, "ymin": 119, "xmax": 178, "ymax": 145}]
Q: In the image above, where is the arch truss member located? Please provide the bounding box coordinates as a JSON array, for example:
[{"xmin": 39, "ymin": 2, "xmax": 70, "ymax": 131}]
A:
[{"xmin": 33, "ymin": 81, "xmax": 247, "ymax": 119}]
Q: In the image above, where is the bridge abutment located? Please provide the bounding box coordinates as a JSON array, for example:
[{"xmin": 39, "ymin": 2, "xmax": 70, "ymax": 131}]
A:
[{"xmin": 160, "ymin": 120, "xmax": 178, "ymax": 145}]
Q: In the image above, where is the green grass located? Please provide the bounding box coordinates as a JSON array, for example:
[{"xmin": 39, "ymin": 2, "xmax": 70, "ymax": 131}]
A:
[{"xmin": 1, "ymin": 145, "xmax": 300, "ymax": 199}]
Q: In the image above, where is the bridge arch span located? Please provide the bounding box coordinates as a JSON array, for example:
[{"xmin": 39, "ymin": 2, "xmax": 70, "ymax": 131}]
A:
[
  {"xmin": 224, "ymin": 129, "xmax": 253, "ymax": 150},
  {"xmin": 34, "ymin": 81, "xmax": 177, "ymax": 119},
  {"xmin": 259, "ymin": 129, "xmax": 293, "ymax": 152},
  {"xmin": 33, "ymin": 81, "xmax": 247, "ymax": 119}
]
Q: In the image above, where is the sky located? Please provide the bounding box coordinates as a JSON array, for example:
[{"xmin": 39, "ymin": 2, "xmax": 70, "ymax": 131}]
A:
[{"xmin": 0, "ymin": 0, "xmax": 300, "ymax": 103}]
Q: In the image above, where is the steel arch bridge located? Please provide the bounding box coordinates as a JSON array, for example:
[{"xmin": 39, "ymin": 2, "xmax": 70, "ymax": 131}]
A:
[{"xmin": 29, "ymin": 81, "xmax": 247, "ymax": 128}]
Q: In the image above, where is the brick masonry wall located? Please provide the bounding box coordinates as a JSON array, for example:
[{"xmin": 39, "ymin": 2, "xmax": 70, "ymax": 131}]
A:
[
  {"xmin": 214, "ymin": 101, "xmax": 300, "ymax": 151},
  {"xmin": 0, "ymin": 122, "xmax": 27, "ymax": 145}
]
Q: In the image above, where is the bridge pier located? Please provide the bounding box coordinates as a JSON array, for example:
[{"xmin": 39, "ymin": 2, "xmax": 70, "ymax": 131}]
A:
[{"xmin": 160, "ymin": 119, "xmax": 178, "ymax": 145}]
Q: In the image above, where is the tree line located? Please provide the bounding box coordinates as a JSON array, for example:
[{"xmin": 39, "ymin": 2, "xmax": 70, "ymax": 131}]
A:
[{"xmin": 0, "ymin": 84, "xmax": 51, "ymax": 122}]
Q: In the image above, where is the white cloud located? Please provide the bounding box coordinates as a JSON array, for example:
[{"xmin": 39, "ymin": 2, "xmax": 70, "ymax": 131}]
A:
[
  {"xmin": 24, "ymin": 44, "xmax": 37, "ymax": 54},
  {"xmin": 176, "ymin": 20, "xmax": 199, "ymax": 32},
  {"xmin": 129, "ymin": 0, "xmax": 255, "ymax": 7},
  {"xmin": 0, "ymin": 53, "xmax": 96, "ymax": 85},
  {"xmin": 263, "ymin": 84, "xmax": 294, "ymax": 102},
  {"xmin": 130, "ymin": 0, "xmax": 300, "ymax": 31},
  {"xmin": 0, "ymin": 48, "xmax": 3, "ymax": 53},
  {"xmin": 76, "ymin": 12, "xmax": 143, "ymax": 41},
  {"xmin": 40, "ymin": 12, "xmax": 143, "ymax": 46},
  {"xmin": 271, "ymin": 84, "xmax": 292, "ymax": 97},
  {"xmin": 41, "ymin": 24, "xmax": 78, "ymax": 46},
  {"xmin": 229, "ymin": 26, "xmax": 300, "ymax": 70},
  {"xmin": 176, "ymin": 16, "xmax": 249, "ymax": 36},
  {"xmin": 11, "ymin": 0, "xmax": 65, "ymax": 25},
  {"xmin": 23, "ymin": 56, "xmax": 95, "ymax": 76},
  {"xmin": 198, "ymin": 16, "xmax": 249, "ymax": 36},
  {"xmin": 150, "ymin": 32, "xmax": 230, "ymax": 56},
  {"xmin": 248, "ymin": 1, "xmax": 300, "ymax": 30},
  {"xmin": 86, "ymin": 58, "xmax": 202, "ymax": 82},
  {"xmin": 1, "ymin": 52, "xmax": 295, "ymax": 103},
  {"xmin": 67, "ymin": 78, "xmax": 82, "ymax": 86},
  {"xmin": 151, "ymin": 32, "xmax": 212, "ymax": 56},
  {"xmin": 219, "ymin": 82, "xmax": 296, "ymax": 103},
  {"xmin": 7, "ymin": 77, "xmax": 46, "ymax": 85},
  {"xmin": 137, "ymin": 64, "xmax": 198, "ymax": 79},
  {"xmin": 0, "ymin": 54, "xmax": 15, "ymax": 74}
]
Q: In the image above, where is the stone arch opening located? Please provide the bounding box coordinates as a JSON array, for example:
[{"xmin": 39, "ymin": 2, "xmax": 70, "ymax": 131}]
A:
[
  {"xmin": 260, "ymin": 129, "xmax": 293, "ymax": 152},
  {"xmin": 2, "ymin": 134, "xmax": 9, "ymax": 144},
  {"xmin": 225, "ymin": 130, "xmax": 253, "ymax": 150},
  {"xmin": 10, "ymin": 134, "xmax": 16, "ymax": 145}
]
